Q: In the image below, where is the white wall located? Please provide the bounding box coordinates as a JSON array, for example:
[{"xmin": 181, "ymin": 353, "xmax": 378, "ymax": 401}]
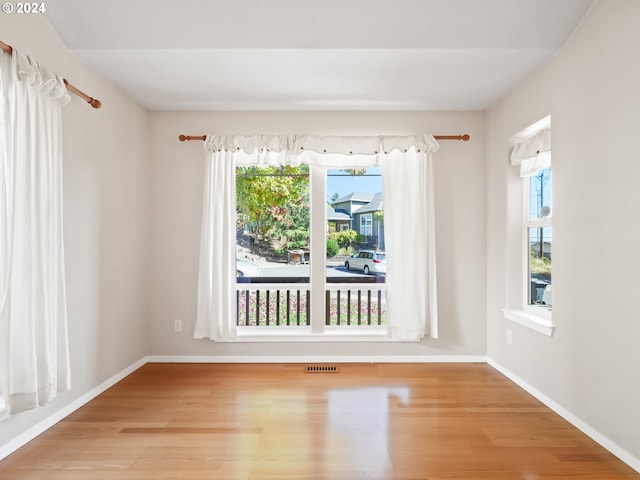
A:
[
  {"xmin": 148, "ymin": 111, "xmax": 486, "ymax": 358},
  {"xmin": 486, "ymin": 0, "xmax": 640, "ymax": 465},
  {"xmin": 0, "ymin": 14, "xmax": 150, "ymax": 449}
]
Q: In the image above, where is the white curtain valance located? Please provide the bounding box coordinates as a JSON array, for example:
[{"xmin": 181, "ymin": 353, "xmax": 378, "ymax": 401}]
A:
[
  {"xmin": 510, "ymin": 127, "xmax": 550, "ymax": 177},
  {"xmin": 203, "ymin": 134, "xmax": 439, "ymax": 167},
  {"xmin": 10, "ymin": 48, "xmax": 70, "ymax": 105}
]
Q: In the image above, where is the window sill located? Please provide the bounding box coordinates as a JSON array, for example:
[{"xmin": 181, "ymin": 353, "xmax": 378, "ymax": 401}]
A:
[
  {"xmin": 235, "ymin": 326, "xmax": 399, "ymax": 342},
  {"xmin": 502, "ymin": 308, "xmax": 555, "ymax": 337}
]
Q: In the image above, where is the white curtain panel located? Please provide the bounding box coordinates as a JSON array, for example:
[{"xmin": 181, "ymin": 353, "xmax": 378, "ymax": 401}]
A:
[
  {"xmin": 0, "ymin": 49, "xmax": 71, "ymax": 420},
  {"xmin": 381, "ymin": 145, "xmax": 439, "ymax": 340},
  {"xmin": 193, "ymin": 148, "xmax": 238, "ymax": 341},
  {"xmin": 193, "ymin": 134, "xmax": 439, "ymax": 341}
]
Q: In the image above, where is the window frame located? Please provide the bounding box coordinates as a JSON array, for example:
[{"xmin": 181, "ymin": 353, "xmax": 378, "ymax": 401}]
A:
[
  {"xmin": 360, "ymin": 213, "xmax": 373, "ymax": 236},
  {"xmin": 235, "ymin": 165, "xmax": 390, "ymax": 341},
  {"xmin": 502, "ymin": 117, "xmax": 555, "ymax": 337}
]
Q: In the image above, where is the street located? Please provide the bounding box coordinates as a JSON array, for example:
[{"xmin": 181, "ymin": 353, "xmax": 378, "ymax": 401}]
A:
[{"xmin": 260, "ymin": 264, "xmax": 379, "ymax": 278}]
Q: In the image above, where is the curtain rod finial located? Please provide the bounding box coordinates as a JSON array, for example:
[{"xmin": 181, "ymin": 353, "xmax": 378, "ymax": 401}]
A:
[
  {"xmin": 462, "ymin": 134, "xmax": 470, "ymax": 141},
  {"xmin": 179, "ymin": 135, "xmax": 206, "ymax": 141},
  {"xmin": 89, "ymin": 98, "xmax": 102, "ymax": 109}
]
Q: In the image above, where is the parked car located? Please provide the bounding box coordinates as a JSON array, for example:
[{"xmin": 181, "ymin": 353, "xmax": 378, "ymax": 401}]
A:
[
  {"xmin": 344, "ymin": 251, "xmax": 386, "ymax": 275},
  {"xmin": 541, "ymin": 284, "xmax": 552, "ymax": 307},
  {"xmin": 530, "ymin": 274, "xmax": 550, "ymax": 305},
  {"xmin": 236, "ymin": 259, "xmax": 263, "ymax": 277}
]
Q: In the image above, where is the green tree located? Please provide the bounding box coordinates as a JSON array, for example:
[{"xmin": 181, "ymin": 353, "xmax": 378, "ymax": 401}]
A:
[{"xmin": 236, "ymin": 165, "xmax": 310, "ymax": 252}]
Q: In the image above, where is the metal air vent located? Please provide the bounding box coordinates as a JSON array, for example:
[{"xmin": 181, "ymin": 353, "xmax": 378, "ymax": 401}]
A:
[{"xmin": 304, "ymin": 365, "xmax": 339, "ymax": 373}]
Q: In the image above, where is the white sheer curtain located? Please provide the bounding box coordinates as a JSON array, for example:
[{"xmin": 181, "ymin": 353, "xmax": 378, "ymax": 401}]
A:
[
  {"xmin": 381, "ymin": 145, "xmax": 439, "ymax": 340},
  {"xmin": 193, "ymin": 149, "xmax": 238, "ymax": 341},
  {"xmin": 194, "ymin": 134, "xmax": 439, "ymax": 341},
  {"xmin": 0, "ymin": 49, "xmax": 71, "ymax": 420}
]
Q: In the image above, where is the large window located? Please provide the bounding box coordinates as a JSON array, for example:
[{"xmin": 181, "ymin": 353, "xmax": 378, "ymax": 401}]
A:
[
  {"xmin": 235, "ymin": 165, "xmax": 386, "ymax": 332},
  {"xmin": 194, "ymin": 133, "xmax": 439, "ymax": 342}
]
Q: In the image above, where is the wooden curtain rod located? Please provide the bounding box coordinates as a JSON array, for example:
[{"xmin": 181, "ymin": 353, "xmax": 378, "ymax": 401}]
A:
[
  {"xmin": 0, "ymin": 40, "xmax": 102, "ymax": 109},
  {"xmin": 179, "ymin": 134, "xmax": 470, "ymax": 142}
]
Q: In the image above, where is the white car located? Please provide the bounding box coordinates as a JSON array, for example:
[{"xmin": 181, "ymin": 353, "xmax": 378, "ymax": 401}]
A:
[
  {"xmin": 236, "ymin": 259, "xmax": 263, "ymax": 277},
  {"xmin": 344, "ymin": 251, "xmax": 386, "ymax": 275}
]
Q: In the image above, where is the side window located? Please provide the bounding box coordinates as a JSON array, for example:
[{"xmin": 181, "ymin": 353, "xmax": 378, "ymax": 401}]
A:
[
  {"xmin": 526, "ymin": 167, "xmax": 552, "ymax": 309},
  {"xmin": 504, "ymin": 117, "xmax": 554, "ymax": 335}
]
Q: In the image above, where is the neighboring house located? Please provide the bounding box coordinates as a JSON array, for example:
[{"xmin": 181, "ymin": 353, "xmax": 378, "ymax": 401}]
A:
[
  {"xmin": 353, "ymin": 192, "xmax": 385, "ymax": 249},
  {"xmin": 331, "ymin": 191, "xmax": 385, "ymax": 249},
  {"xmin": 327, "ymin": 207, "xmax": 351, "ymax": 232},
  {"xmin": 331, "ymin": 192, "xmax": 374, "ymax": 218}
]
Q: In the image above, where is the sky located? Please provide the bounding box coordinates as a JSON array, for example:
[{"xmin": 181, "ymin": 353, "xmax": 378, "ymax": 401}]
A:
[
  {"xmin": 326, "ymin": 167, "xmax": 382, "ymax": 203},
  {"xmin": 529, "ymin": 167, "xmax": 552, "ymax": 219}
]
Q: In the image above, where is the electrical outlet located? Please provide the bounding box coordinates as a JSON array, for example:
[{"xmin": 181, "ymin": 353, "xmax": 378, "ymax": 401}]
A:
[
  {"xmin": 174, "ymin": 319, "xmax": 183, "ymax": 332},
  {"xmin": 506, "ymin": 329, "xmax": 513, "ymax": 345}
]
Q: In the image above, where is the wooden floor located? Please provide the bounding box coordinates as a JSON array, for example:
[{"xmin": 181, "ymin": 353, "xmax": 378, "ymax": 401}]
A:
[{"xmin": 0, "ymin": 363, "xmax": 638, "ymax": 480}]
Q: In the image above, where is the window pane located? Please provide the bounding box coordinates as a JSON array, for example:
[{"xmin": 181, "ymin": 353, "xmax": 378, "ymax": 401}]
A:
[
  {"xmin": 235, "ymin": 165, "xmax": 310, "ymax": 326},
  {"xmin": 236, "ymin": 165, "xmax": 310, "ymax": 276},
  {"xmin": 529, "ymin": 167, "xmax": 552, "ymax": 220},
  {"xmin": 326, "ymin": 168, "xmax": 386, "ymax": 327},
  {"xmin": 326, "ymin": 168, "xmax": 385, "ymax": 278},
  {"xmin": 529, "ymin": 226, "xmax": 552, "ymax": 307}
]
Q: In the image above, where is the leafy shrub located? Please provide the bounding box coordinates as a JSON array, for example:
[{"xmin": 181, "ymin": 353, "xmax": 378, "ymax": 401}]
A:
[
  {"xmin": 329, "ymin": 229, "xmax": 358, "ymax": 247},
  {"xmin": 530, "ymin": 256, "xmax": 551, "ymax": 277},
  {"xmin": 326, "ymin": 239, "xmax": 339, "ymax": 258},
  {"xmin": 340, "ymin": 246, "xmax": 354, "ymax": 256},
  {"xmin": 284, "ymin": 228, "xmax": 308, "ymax": 250}
]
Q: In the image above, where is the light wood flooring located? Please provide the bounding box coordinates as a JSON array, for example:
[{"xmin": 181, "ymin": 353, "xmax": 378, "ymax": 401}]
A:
[{"xmin": 0, "ymin": 363, "xmax": 638, "ymax": 479}]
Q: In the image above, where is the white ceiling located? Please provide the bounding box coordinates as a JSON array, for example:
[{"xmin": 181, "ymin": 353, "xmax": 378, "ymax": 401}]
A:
[{"xmin": 43, "ymin": 0, "xmax": 595, "ymax": 111}]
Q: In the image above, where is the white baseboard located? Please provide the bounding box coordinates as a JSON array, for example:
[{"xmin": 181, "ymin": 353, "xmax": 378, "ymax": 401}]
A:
[
  {"xmin": 487, "ymin": 357, "xmax": 640, "ymax": 474},
  {"xmin": 0, "ymin": 357, "xmax": 146, "ymax": 461},
  {"xmin": 145, "ymin": 354, "xmax": 487, "ymax": 364}
]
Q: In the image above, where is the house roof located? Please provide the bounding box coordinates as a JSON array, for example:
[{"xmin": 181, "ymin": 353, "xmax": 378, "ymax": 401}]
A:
[
  {"xmin": 331, "ymin": 192, "xmax": 374, "ymax": 205},
  {"xmin": 327, "ymin": 207, "xmax": 351, "ymax": 222},
  {"xmin": 356, "ymin": 192, "xmax": 384, "ymax": 214}
]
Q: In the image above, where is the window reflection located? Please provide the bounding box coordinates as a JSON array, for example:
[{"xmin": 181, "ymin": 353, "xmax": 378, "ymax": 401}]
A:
[{"xmin": 326, "ymin": 387, "xmax": 410, "ymax": 477}]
